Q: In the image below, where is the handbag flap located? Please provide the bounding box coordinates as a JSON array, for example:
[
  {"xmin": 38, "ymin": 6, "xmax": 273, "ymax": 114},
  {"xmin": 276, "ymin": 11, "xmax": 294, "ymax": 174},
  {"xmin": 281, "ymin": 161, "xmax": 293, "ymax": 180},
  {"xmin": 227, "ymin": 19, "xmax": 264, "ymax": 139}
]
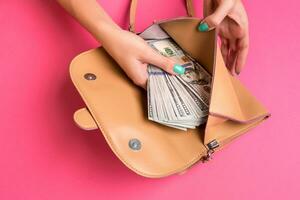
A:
[
  {"xmin": 159, "ymin": 18, "xmax": 270, "ymax": 144},
  {"xmin": 74, "ymin": 108, "xmax": 98, "ymax": 130},
  {"xmin": 210, "ymin": 47, "xmax": 269, "ymax": 122},
  {"xmin": 159, "ymin": 18, "xmax": 269, "ymax": 124},
  {"xmin": 70, "ymin": 48, "xmax": 208, "ymax": 178}
]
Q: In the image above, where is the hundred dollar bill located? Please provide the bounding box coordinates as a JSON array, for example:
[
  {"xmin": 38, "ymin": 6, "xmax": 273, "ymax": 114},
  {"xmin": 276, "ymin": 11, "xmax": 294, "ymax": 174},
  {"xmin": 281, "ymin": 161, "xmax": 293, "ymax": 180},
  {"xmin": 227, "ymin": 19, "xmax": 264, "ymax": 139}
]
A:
[{"xmin": 146, "ymin": 38, "xmax": 211, "ymax": 130}]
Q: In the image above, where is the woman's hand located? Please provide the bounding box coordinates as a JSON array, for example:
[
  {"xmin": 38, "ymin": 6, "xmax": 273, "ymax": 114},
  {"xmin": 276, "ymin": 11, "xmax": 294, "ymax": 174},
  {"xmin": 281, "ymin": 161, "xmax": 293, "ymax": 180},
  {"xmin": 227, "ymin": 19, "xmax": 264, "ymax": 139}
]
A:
[
  {"xmin": 199, "ymin": 0, "xmax": 249, "ymax": 75},
  {"xmin": 56, "ymin": 0, "xmax": 185, "ymax": 89},
  {"xmin": 101, "ymin": 29, "xmax": 185, "ymax": 89}
]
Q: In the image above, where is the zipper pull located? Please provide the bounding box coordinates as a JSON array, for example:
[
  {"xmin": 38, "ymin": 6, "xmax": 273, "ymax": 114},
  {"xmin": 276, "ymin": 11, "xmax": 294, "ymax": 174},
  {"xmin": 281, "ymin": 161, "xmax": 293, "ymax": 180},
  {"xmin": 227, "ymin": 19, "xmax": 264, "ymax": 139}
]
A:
[{"xmin": 202, "ymin": 139, "xmax": 219, "ymax": 162}]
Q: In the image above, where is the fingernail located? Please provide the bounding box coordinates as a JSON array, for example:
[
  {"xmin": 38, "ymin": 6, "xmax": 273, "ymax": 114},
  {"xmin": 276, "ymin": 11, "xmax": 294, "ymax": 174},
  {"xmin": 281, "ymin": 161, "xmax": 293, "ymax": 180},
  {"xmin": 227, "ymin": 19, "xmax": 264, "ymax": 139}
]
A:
[
  {"xmin": 173, "ymin": 64, "xmax": 185, "ymax": 75},
  {"xmin": 198, "ymin": 22, "xmax": 209, "ymax": 32}
]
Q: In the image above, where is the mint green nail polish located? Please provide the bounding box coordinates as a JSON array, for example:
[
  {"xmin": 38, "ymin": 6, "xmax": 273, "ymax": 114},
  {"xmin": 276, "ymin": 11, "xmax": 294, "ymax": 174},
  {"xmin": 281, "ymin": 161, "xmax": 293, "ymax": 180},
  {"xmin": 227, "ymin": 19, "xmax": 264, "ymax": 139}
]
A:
[
  {"xmin": 198, "ymin": 22, "xmax": 209, "ymax": 32},
  {"xmin": 173, "ymin": 64, "xmax": 185, "ymax": 75}
]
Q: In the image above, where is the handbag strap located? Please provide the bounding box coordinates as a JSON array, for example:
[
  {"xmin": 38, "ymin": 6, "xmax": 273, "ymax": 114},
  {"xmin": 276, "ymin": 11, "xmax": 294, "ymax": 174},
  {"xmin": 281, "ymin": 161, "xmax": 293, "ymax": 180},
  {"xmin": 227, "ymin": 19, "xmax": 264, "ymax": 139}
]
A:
[{"xmin": 129, "ymin": 0, "xmax": 195, "ymax": 33}]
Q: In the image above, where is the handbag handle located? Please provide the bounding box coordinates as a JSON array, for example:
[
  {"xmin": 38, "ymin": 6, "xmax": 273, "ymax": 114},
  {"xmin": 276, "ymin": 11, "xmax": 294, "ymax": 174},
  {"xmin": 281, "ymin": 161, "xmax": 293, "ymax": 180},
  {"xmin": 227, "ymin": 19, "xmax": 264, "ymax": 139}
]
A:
[{"xmin": 129, "ymin": 0, "xmax": 195, "ymax": 33}]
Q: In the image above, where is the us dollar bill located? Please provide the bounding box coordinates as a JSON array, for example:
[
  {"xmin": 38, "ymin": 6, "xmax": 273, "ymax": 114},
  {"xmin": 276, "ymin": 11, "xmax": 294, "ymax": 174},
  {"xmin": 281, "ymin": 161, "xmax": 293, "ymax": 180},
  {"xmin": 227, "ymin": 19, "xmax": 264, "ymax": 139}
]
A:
[{"xmin": 146, "ymin": 38, "xmax": 212, "ymax": 131}]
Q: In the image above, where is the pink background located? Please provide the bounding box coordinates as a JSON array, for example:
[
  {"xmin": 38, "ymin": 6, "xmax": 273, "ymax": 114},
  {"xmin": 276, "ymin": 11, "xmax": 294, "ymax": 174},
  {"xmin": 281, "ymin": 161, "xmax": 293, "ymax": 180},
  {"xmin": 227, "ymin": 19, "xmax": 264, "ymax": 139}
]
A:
[{"xmin": 1, "ymin": 0, "xmax": 299, "ymax": 199}]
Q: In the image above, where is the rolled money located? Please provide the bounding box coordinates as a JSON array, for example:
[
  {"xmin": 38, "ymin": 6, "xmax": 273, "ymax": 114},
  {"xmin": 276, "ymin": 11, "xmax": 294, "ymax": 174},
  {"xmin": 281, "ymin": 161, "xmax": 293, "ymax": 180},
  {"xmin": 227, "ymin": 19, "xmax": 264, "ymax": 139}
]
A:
[{"xmin": 147, "ymin": 38, "xmax": 211, "ymax": 131}]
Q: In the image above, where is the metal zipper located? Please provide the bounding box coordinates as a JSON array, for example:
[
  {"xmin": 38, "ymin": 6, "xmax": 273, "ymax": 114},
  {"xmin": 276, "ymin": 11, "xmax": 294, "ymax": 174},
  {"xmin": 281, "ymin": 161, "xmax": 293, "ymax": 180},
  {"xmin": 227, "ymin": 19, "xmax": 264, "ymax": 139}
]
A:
[{"xmin": 202, "ymin": 139, "xmax": 219, "ymax": 162}]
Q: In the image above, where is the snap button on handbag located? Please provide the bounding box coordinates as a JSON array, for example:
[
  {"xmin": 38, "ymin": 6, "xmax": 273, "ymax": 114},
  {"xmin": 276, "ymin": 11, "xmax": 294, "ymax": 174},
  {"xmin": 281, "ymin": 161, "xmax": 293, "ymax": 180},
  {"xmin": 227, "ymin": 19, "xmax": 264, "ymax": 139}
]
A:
[{"xmin": 70, "ymin": 0, "xmax": 270, "ymax": 178}]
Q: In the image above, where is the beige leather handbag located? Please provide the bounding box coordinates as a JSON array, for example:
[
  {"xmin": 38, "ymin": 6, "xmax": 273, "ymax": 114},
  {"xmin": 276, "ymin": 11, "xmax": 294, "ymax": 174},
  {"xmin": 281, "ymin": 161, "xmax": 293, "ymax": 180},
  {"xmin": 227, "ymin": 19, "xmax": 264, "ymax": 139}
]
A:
[{"xmin": 70, "ymin": 0, "xmax": 270, "ymax": 178}]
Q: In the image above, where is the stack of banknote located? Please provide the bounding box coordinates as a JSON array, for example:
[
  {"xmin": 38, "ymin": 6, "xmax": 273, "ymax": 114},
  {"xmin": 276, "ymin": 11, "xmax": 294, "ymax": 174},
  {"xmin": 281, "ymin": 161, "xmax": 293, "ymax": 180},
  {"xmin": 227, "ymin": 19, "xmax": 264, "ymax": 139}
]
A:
[{"xmin": 146, "ymin": 38, "xmax": 212, "ymax": 130}]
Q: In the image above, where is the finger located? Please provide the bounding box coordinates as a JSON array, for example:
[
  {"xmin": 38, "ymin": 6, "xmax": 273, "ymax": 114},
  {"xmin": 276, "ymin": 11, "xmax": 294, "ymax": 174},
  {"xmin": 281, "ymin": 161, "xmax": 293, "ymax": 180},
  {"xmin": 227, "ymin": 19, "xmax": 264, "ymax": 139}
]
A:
[
  {"xmin": 129, "ymin": 71, "xmax": 147, "ymax": 89},
  {"xmin": 203, "ymin": 0, "xmax": 214, "ymax": 17},
  {"xmin": 141, "ymin": 48, "xmax": 185, "ymax": 75},
  {"xmin": 221, "ymin": 38, "xmax": 229, "ymax": 66},
  {"xmin": 135, "ymin": 63, "xmax": 148, "ymax": 89},
  {"xmin": 226, "ymin": 39, "xmax": 238, "ymax": 74},
  {"xmin": 235, "ymin": 37, "xmax": 249, "ymax": 74},
  {"xmin": 229, "ymin": 38, "xmax": 237, "ymax": 51},
  {"xmin": 200, "ymin": 0, "xmax": 235, "ymax": 30},
  {"xmin": 126, "ymin": 60, "xmax": 148, "ymax": 89},
  {"xmin": 227, "ymin": 49, "xmax": 238, "ymax": 75}
]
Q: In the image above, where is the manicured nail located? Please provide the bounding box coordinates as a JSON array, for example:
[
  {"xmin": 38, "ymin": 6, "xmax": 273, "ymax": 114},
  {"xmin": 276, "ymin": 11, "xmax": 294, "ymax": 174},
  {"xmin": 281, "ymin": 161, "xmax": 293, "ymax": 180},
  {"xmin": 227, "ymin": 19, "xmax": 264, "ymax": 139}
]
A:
[
  {"xmin": 198, "ymin": 22, "xmax": 209, "ymax": 32},
  {"xmin": 173, "ymin": 64, "xmax": 185, "ymax": 75}
]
